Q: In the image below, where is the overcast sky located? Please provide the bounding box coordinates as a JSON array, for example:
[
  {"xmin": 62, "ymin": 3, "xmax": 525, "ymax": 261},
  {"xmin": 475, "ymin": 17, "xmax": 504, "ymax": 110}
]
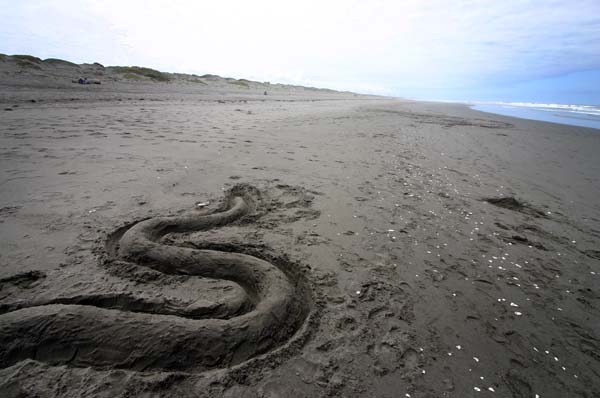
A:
[{"xmin": 1, "ymin": 0, "xmax": 599, "ymax": 103}]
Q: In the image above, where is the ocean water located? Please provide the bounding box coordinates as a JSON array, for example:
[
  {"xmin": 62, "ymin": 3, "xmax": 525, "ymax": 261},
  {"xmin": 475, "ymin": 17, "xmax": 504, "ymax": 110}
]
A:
[{"xmin": 470, "ymin": 102, "xmax": 600, "ymax": 130}]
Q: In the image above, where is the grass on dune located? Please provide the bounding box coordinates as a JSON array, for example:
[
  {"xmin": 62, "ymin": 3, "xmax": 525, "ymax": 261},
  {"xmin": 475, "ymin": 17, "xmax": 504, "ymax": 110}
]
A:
[
  {"xmin": 12, "ymin": 54, "xmax": 42, "ymax": 69},
  {"xmin": 229, "ymin": 79, "xmax": 250, "ymax": 88},
  {"xmin": 12, "ymin": 55, "xmax": 42, "ymax": 63},
  {"xmin": 42, "ymin": 58, "xmax": 79, "ymax": 67},
  {"xmin": 109, "ymin": 66, "xmax": 170, "ymax": 82}
]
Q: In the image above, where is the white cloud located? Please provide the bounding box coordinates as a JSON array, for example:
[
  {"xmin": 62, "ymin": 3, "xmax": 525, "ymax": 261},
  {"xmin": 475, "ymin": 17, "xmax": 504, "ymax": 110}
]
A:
[{"xmin": 1, "ymin": 0, "xmax": 599, "ymax": 98}]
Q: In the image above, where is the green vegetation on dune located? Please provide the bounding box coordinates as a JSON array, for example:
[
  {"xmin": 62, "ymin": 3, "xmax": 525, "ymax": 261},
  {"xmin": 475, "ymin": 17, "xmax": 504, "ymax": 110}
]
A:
[
  {"xmin": 43, "ymin": 58, "xmax": 79, "ymax": 67},
  {"xmin": 305, "ymin": 86, "xmax": 337, "ymax": 93},
  {"xmin": 199, "ymin": 74, "xmax": 221, "ymax": 80},
  {"xmin": 12, "ymin": 54, "xmax": 42, "ymax": 69},
  {"xmin": 229, "ymin": 79, "xmax": 250, "ymax": 88},
  {"xmin": 122, "ymin": 73, "xmax": 143, "ymax": 80},
  {"xmin": 109, "ymin": 66, "xmax": 170, "ymax": 82},
  {"xmin": 12, "ymin": 55, "xmax": 42, "ymax": 63}
]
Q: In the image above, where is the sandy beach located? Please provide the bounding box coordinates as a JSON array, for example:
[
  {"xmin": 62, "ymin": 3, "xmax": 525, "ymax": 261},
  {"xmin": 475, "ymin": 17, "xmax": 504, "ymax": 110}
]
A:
[{"xmin": 1, "ymin": 56, "xmax": 599, "ymax": 397}]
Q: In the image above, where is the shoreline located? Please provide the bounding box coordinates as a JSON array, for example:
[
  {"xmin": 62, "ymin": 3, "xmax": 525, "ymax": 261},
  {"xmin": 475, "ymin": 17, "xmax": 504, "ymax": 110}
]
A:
[{"xmin": 470, "ymin": 103, "xmax": 600, "ymax": 130}]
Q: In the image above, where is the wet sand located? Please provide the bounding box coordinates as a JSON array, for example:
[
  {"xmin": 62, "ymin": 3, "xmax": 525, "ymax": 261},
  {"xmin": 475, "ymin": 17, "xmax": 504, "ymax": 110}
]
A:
[{"xmin": 1, "ymin": 58, "xmax": 599, "ymax": 397}]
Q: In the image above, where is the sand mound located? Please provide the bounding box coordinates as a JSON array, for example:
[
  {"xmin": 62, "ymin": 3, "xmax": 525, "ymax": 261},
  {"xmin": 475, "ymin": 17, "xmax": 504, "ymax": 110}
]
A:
[
  {"xmin": 0, "ymin": 184, "xmax": 314, "ymax": 373},
  {"xmin": 484, "ymin": 196, "xmax": 547, "ymax": 218}
]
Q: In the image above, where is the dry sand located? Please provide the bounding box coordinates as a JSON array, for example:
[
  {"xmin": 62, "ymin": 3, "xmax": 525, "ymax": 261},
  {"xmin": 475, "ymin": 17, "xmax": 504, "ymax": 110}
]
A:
[{"xmin": 1, "ymin": 56, "xmax": 599, "ymax": 397}]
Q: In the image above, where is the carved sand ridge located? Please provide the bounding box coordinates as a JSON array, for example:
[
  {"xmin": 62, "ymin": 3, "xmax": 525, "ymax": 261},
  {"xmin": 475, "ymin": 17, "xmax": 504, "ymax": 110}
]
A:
[{"xmin": 0, "ymin": 184, "xmax": 312, "ymax": 372}]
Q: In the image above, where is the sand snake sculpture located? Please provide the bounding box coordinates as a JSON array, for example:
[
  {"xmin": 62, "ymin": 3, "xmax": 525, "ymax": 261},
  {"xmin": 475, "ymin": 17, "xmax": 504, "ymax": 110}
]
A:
[{"xmin": 0, "ymin": 185, "xmax": 311, "ymax": 372}]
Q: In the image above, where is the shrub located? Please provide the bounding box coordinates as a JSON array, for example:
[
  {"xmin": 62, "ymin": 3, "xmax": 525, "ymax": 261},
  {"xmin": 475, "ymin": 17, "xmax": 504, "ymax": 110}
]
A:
[
  {"xmin": 12, "ymin": 55, "xmax": 42, "ymax": 69},
  {"xmin": 43, "ymin": 58, "xmax": 79, "ymax": 67},
  {"xmin": 123, "ymin": 73, "xmax": 143, "ymax": 80},
  {"xmin": 199, "ymin": 74, "xmax": 220, "ymax": 80},
  {"xmin": 12, "ymin": 55, "xmax": 42, "ymax": 63},
  {"xmin": 109, "ymin": 66, "xmax": 170, "ymax": 82},
  {"xmin": 229, "ymin": 80, "xmax": 250, "ymax": 88}
]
